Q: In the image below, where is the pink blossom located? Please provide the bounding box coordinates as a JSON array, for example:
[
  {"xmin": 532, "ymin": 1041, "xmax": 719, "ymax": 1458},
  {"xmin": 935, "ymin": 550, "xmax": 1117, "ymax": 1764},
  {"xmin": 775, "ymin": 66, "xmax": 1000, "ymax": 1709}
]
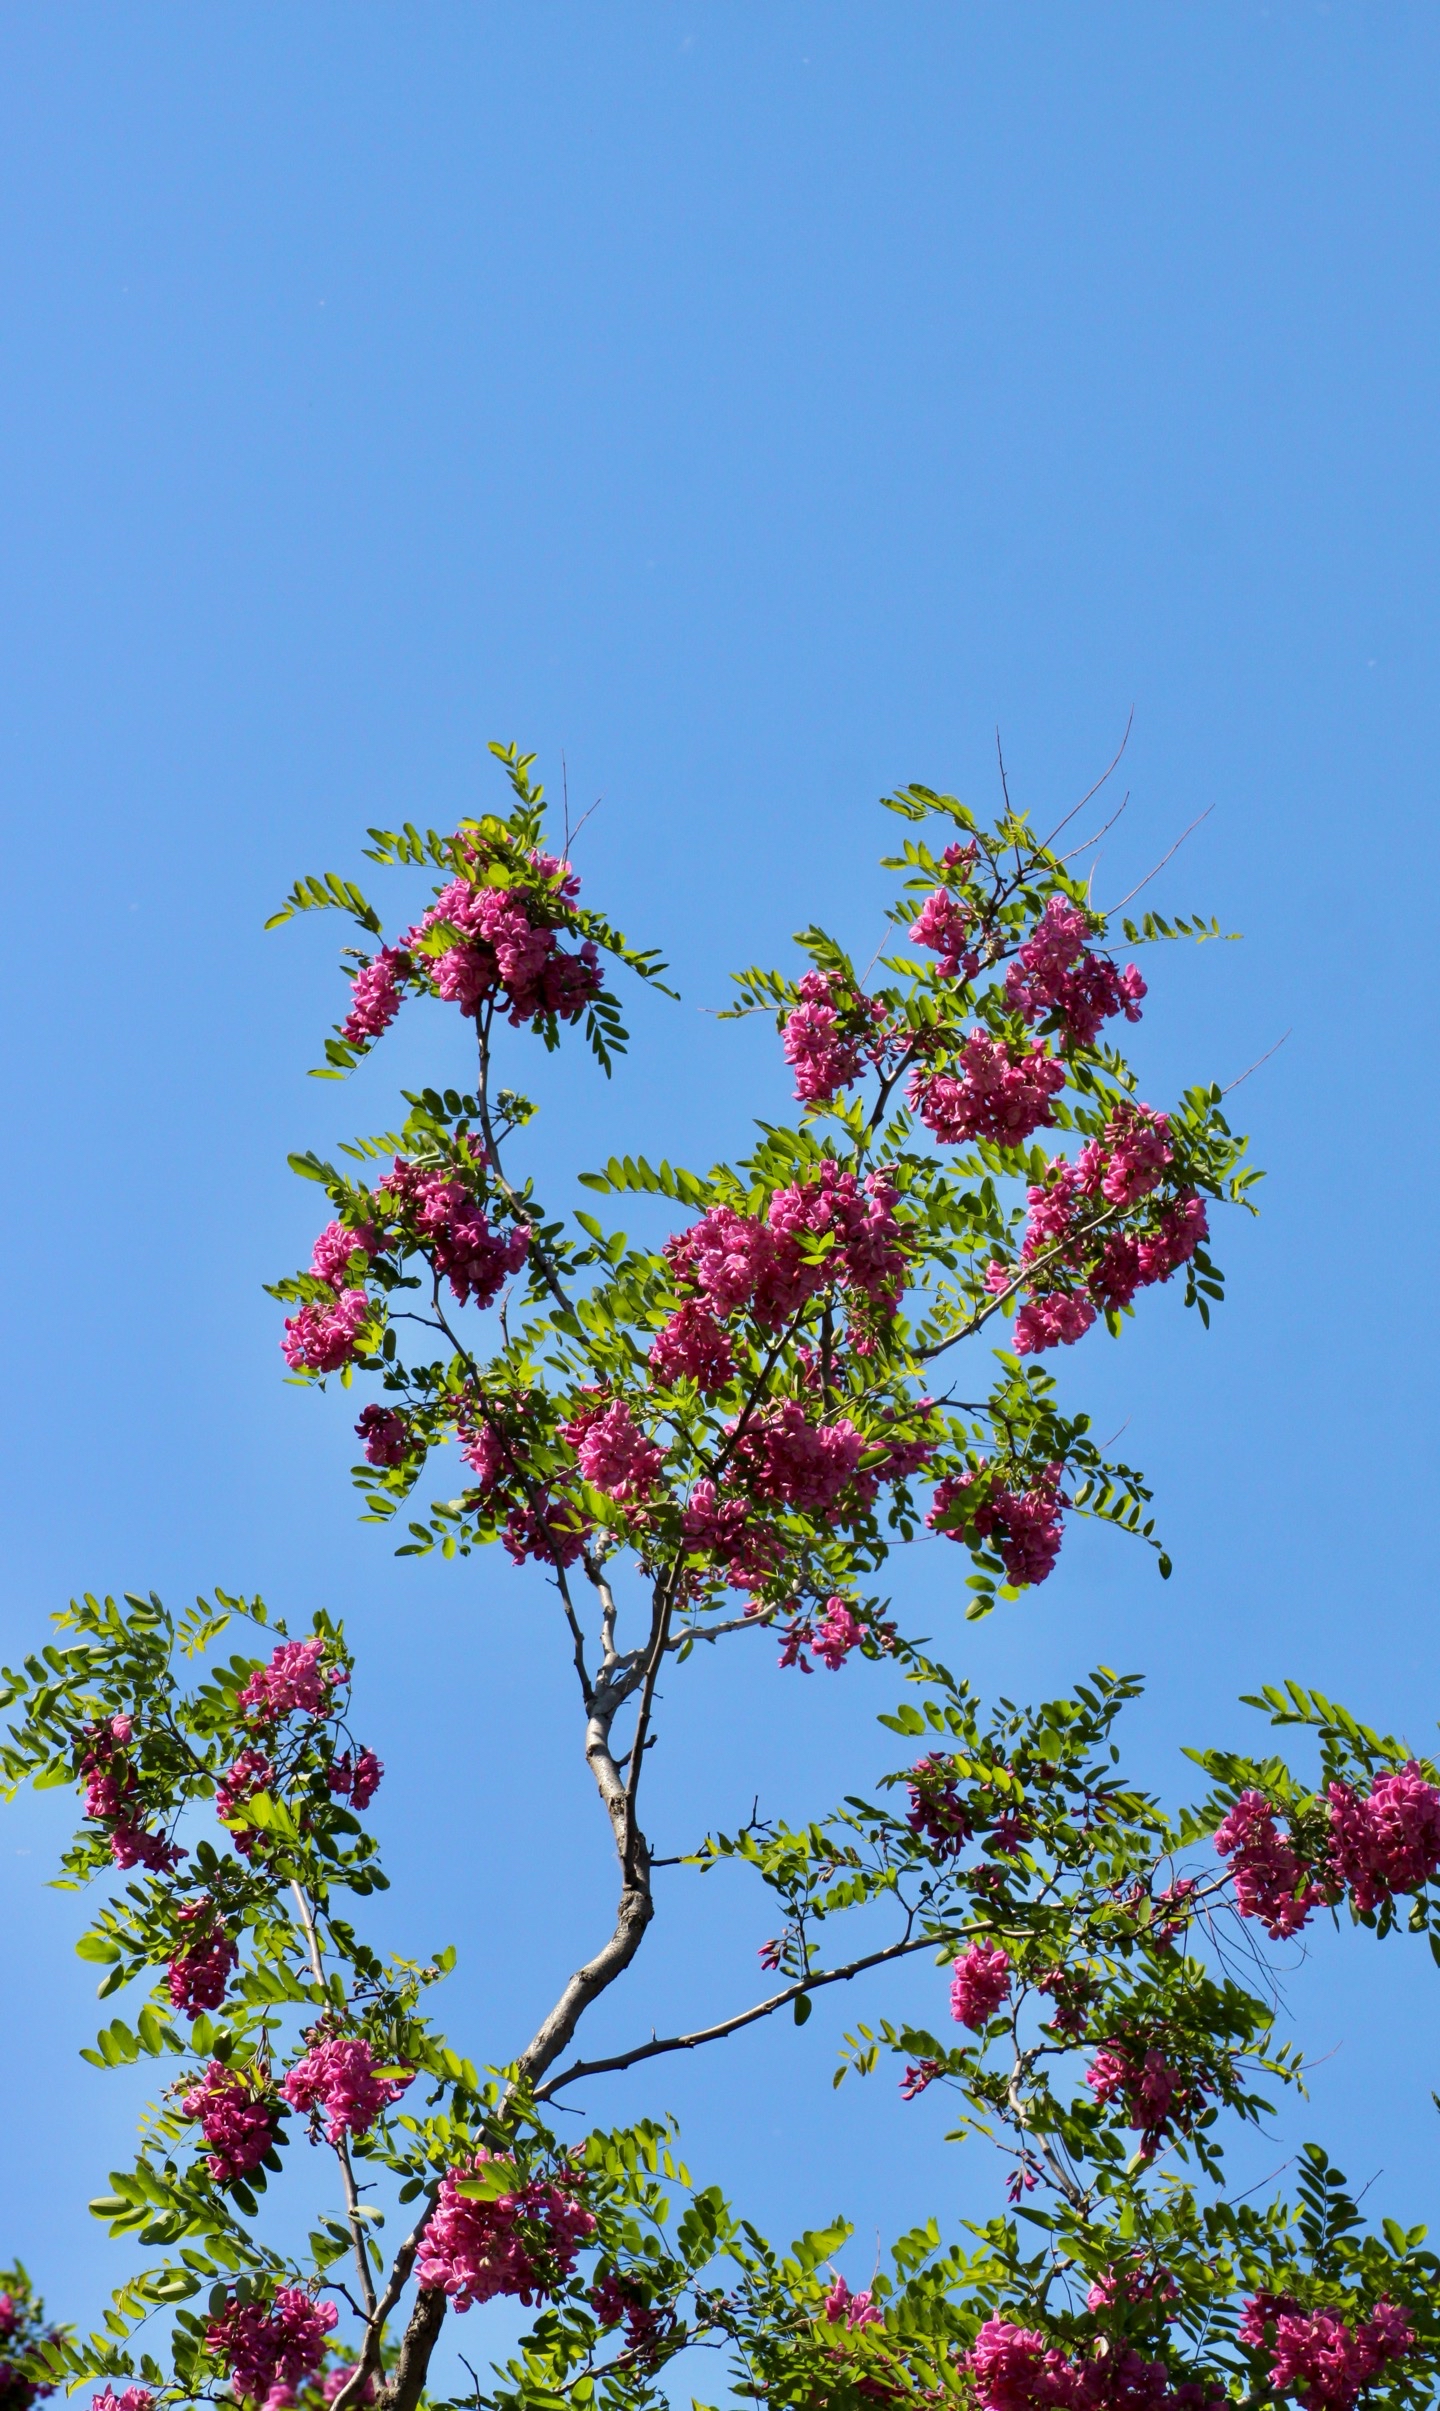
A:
[
  {"xmin": 587, "ymin": 2271, "xmax": 669, "ymax": 2364},
  {"xmin": 282, "ymin": 1287, "xmax": 370, "ymax": 1374},
  {"xmin": 783, "ymin": 972, "xmax": 872, "ymax": 1103},
  {"xmin": 321, "ymin": 2371, "xmax": 374, "ymax": 2406},
  {"xmin": 1214, "ymin": 1792, "xmax": 1322, "ymax": 1939},
  {"xmin": 340, "ymin": 946, "xmax": 411, "ymax": 1045},
  {"xmin": 1250, "ymin": 2299, "xmax": 1414, "ymax": 2411},
  {"xmin": 1021, "ymin": 1162, "xmax": 1082, "ymax": 1264},
  {"xmin": 1138, "ymin": 1195, "xmax": 1208, "ymax": 1283},
  {"xmin": 821, "ymin": 2276, "xmax": 883, "ymax": 2329},
  {"xmin": 327, "ymin": 1749, "xmax": 383, "ymax": 1810},
  {"xmin": 668, "ymin": 1165, "xmax": 906, "ymax": 1330},
  {"xmin": 812, "ymin": 1598, "xmax": 865, "ymax": 1669},
  {"xmin": 680, "ymin": 1480, "xmax": 782, "ymax": 1592},
  {"xmin": 355, "ymin": 1404, "xmax": 408, "ymax": 1468},
  {"xmin": 181, "ymin": 2061, "xmax": 278, "ymax": 2186},
  {"xmin": 206, "ymin": 2288, "xmax": 337, "ymax": 2403},
  {"xmin": 216, "ymin": 1748, "xmax": 276, "ymax": 1858},
  {"xmin": 1014, "ymin": 1291, "xmax": 1097, "ymax": 1354},
  {"xmin": 561, "ymin": 1399, "xmax": 665, "ymax": 1502},
  {"xmin": 1088, "ymin": 1235, "xmax": 1145, "ymax": 1313},
  {"xmin": 648, "ymin": 1302, "xmax": 735, "ymax": 1394},
  {"xmin": 899, "ymin": 2059, "xmax": 941, "ymax": 2098},
  {"xmin": 1086, "ymin": 2046, "xmax": 1185, "ymax": 2146},
  {"xmin": 768, "ymin": 1163, "xmax": 907, "ymax": 1309},
  {"xmin": 108, "ymin": 1822, "xmax": 180, "ymax": 1872},
  {"xmin": 1327, "ymin": 1763, "xmax": 1440, "ymax": 1912},
  {"xmin": 1004, "ymin": 896, "xmax": 1146, "ymax": 1049},
  {"xmin": 238, "ymin": 1638, "xmax": 334, "ymax": 1723},
  {"xmin": 414, "ymin": 2154, "xmax": 596, "ymax": 2311},
  {"xmin": 396, "ymin": 1173, "xmax": 529, "ymax": 1310},
  {"xmin": 457, "ymin": 1408, "xmax": 510, "ymax": 1489},
  {"xmin": 734, "ymin": 1401, "xmax": 866, "ymax": 1514},
  {"xmin": 502, "ymin": 1491, "xmax": 589, "ymax": 1570},
  {"xmin": 168, "ymin": 1905, "xmax": 237, "ymax": 2018},
  {"xmin": 909, "ymin": 1035, "xmax": 1066, "ymax": 1149},
  {"xmin": 282, "ymin": 2036, "xmax": 410, "ymax": 2143},
  {"xmin": 92, "ymin": 2391, "xmax": 154, "ymax": 2411},
  {"xmin": 949, "ymin": 1940, "xmax": 1012, "ymax": 2031},
  {"xmin": 967, "ymin": 2318, "xmax": 1068, "ymax": 2411},
  {"xmin": 929, "ymin": 1464, "xmax": 1066, "ymax": 1588},
  {"xmin": 309, "ymin": 1221, "xmax": 378, "ymax": 1287},
  {"xmin": 906, "ymin": 1756, "xmax": 970, "ymax": 1854},
  {"xmin": 1085, "ymin": 2263, "xmax": 1178, "ymax": 2316},
  {"xmin": 909, "ymin": 888, "xmax": 976, "ymax": 979},
  {"xmin": 1078, "ymin": 1105, "xmax": 1172, "ymax": 1210}
]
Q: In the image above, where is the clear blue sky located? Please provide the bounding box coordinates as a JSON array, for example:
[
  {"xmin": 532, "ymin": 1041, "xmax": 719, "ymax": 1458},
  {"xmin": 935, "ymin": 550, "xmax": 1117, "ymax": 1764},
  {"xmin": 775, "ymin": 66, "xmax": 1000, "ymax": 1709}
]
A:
[{"xmin": 2, "ymin": 3, "xmax": 1438, "ymax": 2390}]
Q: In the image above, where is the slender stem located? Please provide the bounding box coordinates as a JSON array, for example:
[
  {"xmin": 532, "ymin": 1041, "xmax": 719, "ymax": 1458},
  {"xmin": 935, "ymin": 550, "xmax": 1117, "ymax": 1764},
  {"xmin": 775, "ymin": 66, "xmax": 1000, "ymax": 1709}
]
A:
[{"xmin": 288, "ymin": 1883, "xmax": 377, "ymax": 2319}]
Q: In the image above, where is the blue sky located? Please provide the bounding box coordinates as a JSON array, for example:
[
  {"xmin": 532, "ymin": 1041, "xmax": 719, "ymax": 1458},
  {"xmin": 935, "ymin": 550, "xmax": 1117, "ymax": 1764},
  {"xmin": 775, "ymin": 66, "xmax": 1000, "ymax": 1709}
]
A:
[{"xmin": 1, "ymin": 2, "xmax": 1438, "ymax": 2392}]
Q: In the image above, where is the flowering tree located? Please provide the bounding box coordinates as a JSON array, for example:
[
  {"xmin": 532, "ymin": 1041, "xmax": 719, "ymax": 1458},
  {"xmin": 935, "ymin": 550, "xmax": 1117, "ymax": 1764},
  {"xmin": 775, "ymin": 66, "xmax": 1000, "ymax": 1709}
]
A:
[{"xmin": 4, "ymin": 743, "xmax": 1440, "ymax": 2411}]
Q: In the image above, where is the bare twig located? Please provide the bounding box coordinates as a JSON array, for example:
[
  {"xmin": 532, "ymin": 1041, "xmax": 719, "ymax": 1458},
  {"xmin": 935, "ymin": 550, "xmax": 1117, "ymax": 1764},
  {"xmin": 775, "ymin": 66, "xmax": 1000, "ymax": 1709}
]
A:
[
  {"xmin": 1038, "ymin": 713, "xmax": 1134, "ymax": 855},
  {"xmin": 533, "ymin": 1928, "xmax": 951, "ymax": 2101},
  {"xmin": 1222, "ymin": 1030, "xmax": 1290, "ymax": 1096},
  {"xmin": 1098, "ymin": 805, "xmax": 1214, "ymax": 918}
]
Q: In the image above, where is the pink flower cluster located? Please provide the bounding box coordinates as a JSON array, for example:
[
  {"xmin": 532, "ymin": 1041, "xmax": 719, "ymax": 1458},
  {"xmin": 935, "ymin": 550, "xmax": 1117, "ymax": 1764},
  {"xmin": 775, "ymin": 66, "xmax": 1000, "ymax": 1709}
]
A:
[
  {"xmin": 92, "ymin": 2391, "xmax": 153, "ymax": 2411},
  {"xmin": 205, "ymin": 2288, "xmax": 337, "ymax": 2403},
  {"xmin": 995, "ymin": 1117, "xmax": 1206, "ymax": 1355},
  {"xmin": 1004, "ymin": 896, "xmax": 1146, "ymax": 1049},
  {"xmin": 403, "ymin": 862, "xmax": 601, "ymax": 1030},
  {"xmin": 648, "ymin": 1300, "xmax": 736, "ymax": 1394},
  {"xmin": 561, "ymin": 1399, "xmax": 665, "ymax": 1503},
  {"xmin": 321, "ymin": 2368, "xmax": 374, "ymax": 2405},
  {"xmin": 181, "ymin": 2061, "xmax": 278, "ymax": 2185},
  {"xmin": 327, "ymin": 1748, "xmax": 383, "ymax": 1809},
  {"xmin": 1013, "ymin": 1291, "xmax": 1097, "ymax": 1353},
  {"xmin": 78, "ymin": 1717, "xmax": 178, "ymax": 1873},
  {"xmin": 966, "ymin": 2318, "xmax": 1222, "ymax": 2411},
  {"xmin": 822, "ymin": 2276, "xmax": 883, "ymax": 2330},
  {"xmin": 282, "ymin": 1287, "xmax": 370, "ymax": 1376},
  {"xmin": 663, "ymin": 1164, "xmax": 906, "ymax": 1336},
  {"xmin": 1238, "ymin": 2296, "xmax": 1413, "ymax": 2411},
  {"xmin": 1085, "ymin": 2045, "xmax": 1188, "ymax": 2150},
  {"xmin": 414, "ymin": 2154, "xmax": 596, "ymax": 2312},
  {"xmin": 734, "ymin": 1401, "xmax": 867, "ymax": 1515},
  {"xmin": 215, "ymin": 1749, "xmax": 276, "ymax": 1858},
  {"xmin": 281, "ymin": 1221, "xmax": 381, "ymax": 1375},
  {"xmin": 778, "ymin": 1596, "xmax": 867, "ymax": 1673},
  {"xmin": 1085, "ymin": 2263, "xmax": 1178, "ymax": 2317},
  {"xmin": 281, "ymin": 2035, "xmax": 410, "ymax": 2143},
  {"xmin": 949, "ymin": 1941, "xmax": 1012, "ymax": 2031},
  {"xmin": 1328, "ymin": 1762, "xmax": 1440, "ymax": 1912},
  {"xmin": 906, "ymin": 1756, "xmax": 970, "ymax": 1854},
  {"xmin": 340, "ymin": 946, "xmax": 412, "ymax": 1045},
  {"xmin": 929, "ymin": 1464, "xmax": 1066, "ymax": 1588},
  {"xmin": 378, "ymin": 1163, "xmax": 529, "ymax": 1310},
  {"xmin": 238, "ymin": 1639, "xmax": 339, "ymax": 1725},
  {"xmin": 355, "ymin": 1403, "xmax": 409, "ymax": 1467},
  {"xmin": 588, "ymin": 2269, "xmax": 670, "ymax": 2365},
  {"xmin": 782, "ymin": 971, "xmax": 887, "ymax": 1104},
  {"xmin": 910, "ymin": 886, "xmax": 978, "ymax": 982},
  {"xmin": 679, "ymin": 1480, "xmax": 781, "ymax": 1594},
  {"xmin": 1218, "ymin": 1764, "xmax": 1440, "ymax": 1936},
  {"xmin": 909, "ymin": 1034, "xmax": 1066, "ymax": 1150},
  {"xmin": 1213, "ymin": 1794, "xmax": 1325, "ymax": 1940},
  {"xmin": 168, "ymin": 1900, "xmax": 237, "ymax": 2018}
]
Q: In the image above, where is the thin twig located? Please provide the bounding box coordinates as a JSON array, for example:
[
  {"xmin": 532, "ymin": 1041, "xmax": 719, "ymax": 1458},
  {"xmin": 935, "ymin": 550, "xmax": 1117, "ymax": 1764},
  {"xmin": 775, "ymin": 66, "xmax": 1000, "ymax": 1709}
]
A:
[{"xmin": 1098, "ymin": 804, "xmax": 1214, "ymax": 917}]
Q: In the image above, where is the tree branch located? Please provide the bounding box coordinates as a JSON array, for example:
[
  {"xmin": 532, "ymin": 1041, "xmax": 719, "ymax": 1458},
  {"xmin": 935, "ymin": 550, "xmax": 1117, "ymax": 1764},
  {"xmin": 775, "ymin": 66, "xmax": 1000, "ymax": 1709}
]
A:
[{"xmin": 532, "ymin": 1927, "xmax": 951, "ymax": 2101}]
